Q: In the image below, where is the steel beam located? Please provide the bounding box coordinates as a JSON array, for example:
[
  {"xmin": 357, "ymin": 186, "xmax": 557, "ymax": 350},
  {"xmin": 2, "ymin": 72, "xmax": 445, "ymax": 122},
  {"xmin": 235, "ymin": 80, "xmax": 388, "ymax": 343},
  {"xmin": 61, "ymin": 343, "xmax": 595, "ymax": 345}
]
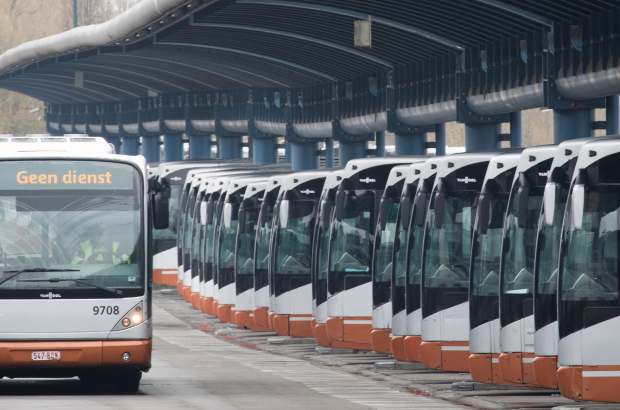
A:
[
  {"xmin": 465, "ymin": 123, "xmax": 501, "ymax": 151},
  {"xmin": 607, "ymin": 95, "xmax": 619, "ymax": 135},
  {"xmin": 142, "ymin": 135, "xmax": 161, "ymax": 163},
  {"xmin": 121, "ymin": 136, "xmax": 140, "ymax": 155},
  {"xmin": 435, "ymin": 124, "xmax": 446, "ymax": 156},
  {"xmin": 395, "ymin": 132, "xmax": 426, "ymax": 155},
  {"xmin": 375, "ymin": 131, "xmax": 386, "ymax": 157},
  {"xmin": 164, "ymin": 135, "xmax": 184, "ymax": 161},
  {"xmin": 325, "ymin": 138, "xmax": 334, "ymax": 168},
  {"xmin": 553, "ymin": 109, "xmax": 594, "ymax": 144},
  {"xmin": 189, "ymin": 135, "xmax": 212, "ymax": 159}
]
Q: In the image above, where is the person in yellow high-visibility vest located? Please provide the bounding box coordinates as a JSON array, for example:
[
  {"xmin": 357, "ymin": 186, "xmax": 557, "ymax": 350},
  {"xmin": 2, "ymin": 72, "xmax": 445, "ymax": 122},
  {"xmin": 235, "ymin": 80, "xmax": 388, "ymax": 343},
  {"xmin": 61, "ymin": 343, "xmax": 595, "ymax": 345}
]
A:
[{"xmin": 71, "ymin": 223, "xmax": 130, "ymax": 265}]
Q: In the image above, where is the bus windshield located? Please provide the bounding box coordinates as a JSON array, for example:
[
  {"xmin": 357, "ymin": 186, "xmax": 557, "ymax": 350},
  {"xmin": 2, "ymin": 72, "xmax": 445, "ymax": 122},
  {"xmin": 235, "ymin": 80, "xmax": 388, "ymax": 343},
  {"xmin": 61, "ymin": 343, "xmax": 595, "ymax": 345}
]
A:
[
  {"xmin": 469, "ymin": 193, "xmax": 509, "ymax": 329},
  {"xmin": 314, "ymin": 200, "xmax": 334, "ymax": 306},
  {"xmin": 406, "ymin": 191, "xmax": 428, "ymax": 315},
  {"xmin": 373, "ymin": 199, "xmax": 399, "ymax": 308},
  {"xmin": 153, "ymin": 184, "xmax": 181, "ymax": 241},
  {"xmin": 273, "ymin": 200, "xmax": 316, "ymax": 296},
  {"xmin": 0, "ymin": 160, "xmax": 144, "ymax": 299},
  {"xmin": 236, "ymin": 203, "xmax": 261, "ymax": 295},
  {"xmin": 254, "ymin": 200, "xmax": 274, "ymax": 291},
  {"xmin": 218, "ymin": 202, "xmax": 240, "ymax": 288},
  {"xmin": 422, "ymin": 191, "xmax": 476, "ymax": 317},
  {"xmin": 500, "ymin": 185, "xmax": 543, "ymax": 326},
  {"xmin": 328, "ymin": 190, "xmax": 375, "ymax": 296}
]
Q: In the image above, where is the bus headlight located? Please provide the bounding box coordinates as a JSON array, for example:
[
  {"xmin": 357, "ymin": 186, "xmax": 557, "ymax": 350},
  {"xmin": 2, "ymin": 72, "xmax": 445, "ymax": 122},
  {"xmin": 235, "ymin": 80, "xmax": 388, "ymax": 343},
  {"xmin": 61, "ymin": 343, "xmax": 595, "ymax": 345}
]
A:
[{"xmin": 113, "ymin": 302, "xmax": 144, "ymax": 331}]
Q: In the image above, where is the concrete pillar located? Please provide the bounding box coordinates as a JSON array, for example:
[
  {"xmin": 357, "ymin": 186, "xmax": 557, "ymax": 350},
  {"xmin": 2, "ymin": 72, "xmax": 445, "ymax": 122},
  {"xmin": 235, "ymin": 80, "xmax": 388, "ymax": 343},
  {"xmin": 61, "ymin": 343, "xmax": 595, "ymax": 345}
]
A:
[
  {"xmin": 553, "ymin": 109, "xmax": 594, "ymax": 144},
  {"xmin": 465, "ymin": 123, "xmax": 502, "ymax": 151},
  {"xmin": 218, "ymin": 135, "xmax": 242, "ymax": 159},
  {"xmin": 164, "ymin": 135, "xmax": 183, "ymax": 162},
  {"xmin": 142, "ymin": 135, "xmax": 160, "ymax": 163},
  {"xmin": 375, "ymin": 131, "xmax": 386, "ymax": 157},
  {"xmin": 435, "ymin": 123, "xmax": 446, "ymax": 155},
  {"xmin": 325, "ymin": 138, "xmax": 335, "ymax": 168},
  {"xmin": 189, "ymin": 135, "xmax": 212, "ymax": 159},
  {"xmin": 339, "ymin": 140, "xmax": 367, "ymax": 167},
  {"xmin": 395, "ymin": 132, "xmax": 426, "ymax": 155},
  {"xmin": 607, "ymin": 95, "xmax": 619, "ymax": 135},
  {"xmin": 285, "ymin": 141, "xmax": 292, "ymax": 163},
  {"xmin": 252, "ymin": 136, "xmax": 278, "ymax": 164},
  {"xmin": 510, "ymin": 112, "xmax": 522, "ymax": 148},
  {"xmin": 105, "ymin": 136, "xmax": 121, "ymax": 154},
  {"xmin": 120, "ymin": 136, "xmax": 140, "ymax": 155},
  {"xmin": 291, "ymin": 141, "xmax": 319, "ymax": 171}
]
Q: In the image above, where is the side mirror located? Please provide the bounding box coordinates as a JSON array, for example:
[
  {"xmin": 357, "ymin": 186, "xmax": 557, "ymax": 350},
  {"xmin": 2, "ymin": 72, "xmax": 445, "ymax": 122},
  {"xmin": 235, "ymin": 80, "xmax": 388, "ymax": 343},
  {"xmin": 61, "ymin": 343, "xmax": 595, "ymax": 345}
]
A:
[
  {"xmin": 400, "ymin": 194, "xmax": 411, "ymax": 229},
  {"xmin": 478, "ymin": 192, "xmax": 490, "ymax": 235},
  {"xmin": 414, "ymin": 193, "xmax": 425, "ymax": 227},
  {"xmin": 434, "ymin": 180, "xmax": 445, "ymax": 229},
  {"xmin": 200, "ymin": 201, "xmax": 207, "ymax": 225},
  {"xmin": 543, "ymin": 183, "xmax": 556, "ymax": 227},
  {"xmin": 321, "ymin": 200, "xmax": 332, "ymax": 231},
  {"xmin": 335, "ymin": 190, "xmax": 345, "ymax": 221},
  {"xmin": 153, "ymin": 193, "xmax": 169, "ymax": 230},
  {"xmin": 516, "ymin": 173, "xmax": 530, "ymax": 229},
  {"xmin": 238, "ymin": 206, "xmax": 246, "ymax": 234},
  {"xmin": 223, "ymin": 203, "xmax": 233, "ymax": 229},
  {"xmin": 379, "ymin": 198, "xmax": 390, "ymax": 230},
  {"xmin": 216, "ymin": 201, "xmax": 224, "ymax": 224},
  {"xmin": 279, "ymin": 200, "xmax": 289, "ymax": 229},
  {"xmin": 572, "ymin": 184, "xmax": 585, "ymax": 231}
]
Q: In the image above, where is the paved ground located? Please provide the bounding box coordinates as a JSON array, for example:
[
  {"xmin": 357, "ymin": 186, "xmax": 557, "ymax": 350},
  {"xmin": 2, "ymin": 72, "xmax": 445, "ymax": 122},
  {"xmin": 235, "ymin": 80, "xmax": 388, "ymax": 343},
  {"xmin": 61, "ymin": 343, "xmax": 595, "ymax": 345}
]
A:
[{"xmin": 0, "ymin": 289, "xmax": 617, "ymax": 409}]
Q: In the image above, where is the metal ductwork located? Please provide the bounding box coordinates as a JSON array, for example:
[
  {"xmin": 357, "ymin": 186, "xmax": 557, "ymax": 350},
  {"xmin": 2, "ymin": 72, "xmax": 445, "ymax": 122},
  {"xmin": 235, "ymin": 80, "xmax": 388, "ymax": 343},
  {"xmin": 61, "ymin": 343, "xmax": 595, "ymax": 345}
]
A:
[
  {"xmin": 292, "ymin": 121, "xmax": 332, "ymax": 139},
  {"xmin": 190, "ymin": 120, "xmax": 215, "ymax": 132},
  {"xmin": 467, "ymin": 83, "xmax": 544, "ymax": 116},
  {"xmin": 221, "ymin": 120, "xmax": 248, "ymax": 134},
  {"xmin": 340, "ymin": 112, "xmax": 387, "ymax": 134},
  {"xmin": 142, "ymin": 121, "xmax": 160, "ymax": 133},
  {"xmin": 255, "ymin": 120, "xmax": 286, "ymax": 136},
  {"xmin": 397, "ymin": 101, "xmax": 457, "ymax": 127},
  {"xmin": 123, "ymin": 123, "xmax": 139, "ymax": 134},
  {"xmin": 164, "ymin": 120, "xmax": 186, "ymax": 132}
]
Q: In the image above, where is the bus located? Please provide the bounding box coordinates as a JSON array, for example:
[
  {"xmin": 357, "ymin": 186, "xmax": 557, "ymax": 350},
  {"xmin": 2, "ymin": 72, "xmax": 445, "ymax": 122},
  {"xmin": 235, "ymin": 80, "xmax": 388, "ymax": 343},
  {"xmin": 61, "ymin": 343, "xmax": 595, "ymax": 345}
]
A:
[{"xmin": 0, "ymin": 136, "xmax": 163, "ymax": 392}]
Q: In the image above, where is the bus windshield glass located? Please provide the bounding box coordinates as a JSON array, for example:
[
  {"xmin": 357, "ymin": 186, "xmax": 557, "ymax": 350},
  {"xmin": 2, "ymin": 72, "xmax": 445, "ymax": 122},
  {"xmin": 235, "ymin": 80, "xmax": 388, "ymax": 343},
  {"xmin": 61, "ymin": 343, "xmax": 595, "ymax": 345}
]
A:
[
  {"xmin": 254, "ymin": 201, "xmax": 274, "ymax": 291},
  {"xmin": 273, "ymin": 200, "xmax": 316, "ymax": 296},
  {"xmin": 422, "ymin": 191, "xmax": 476, "ymax": 317},
  {"xmin": 236, "ymin": 203, "xmax": 261, "ymax": 294},
  {"xmin": 153, "ymin": 184, "xmax": 181, "ymax": 241},
  {"xmin": 0, "ymin": 160, "xmax": 144, "ymax": 299},
  {"xmin": 314, "ymin": 201, "xmax": 333, "ymax": 306},
  {"xmin": 373, "ymin": 199, "xmax": 399, "ymax": 308},
  {"xmin": 500, "ymin": 185, "xmax": 543, "ymax": 326},
  {"xmin": 329, "ymin": 190, "xmax": 375, "ymax": 296},
  {"xmin": 218, "ymin": 202, "xmax": 240, "ymax": 288}
]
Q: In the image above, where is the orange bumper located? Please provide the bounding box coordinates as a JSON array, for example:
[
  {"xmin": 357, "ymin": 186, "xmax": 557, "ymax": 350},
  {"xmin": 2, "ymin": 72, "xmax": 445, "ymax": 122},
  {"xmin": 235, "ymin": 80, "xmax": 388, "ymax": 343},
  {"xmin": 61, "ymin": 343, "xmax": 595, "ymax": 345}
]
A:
[
  {"xmin": 315, "ymin": 323, "xmax": 332, "ymax": 347},
  {"xmin": 268, "ymin": 312, "xmax": 276, "ymax": 331},
  {"xmin": 212, "ymin": 301, "xmax": 219, "ymax": 318},
  {"xmin": 533, "ymin": 356, "xmax": 559, "ymax": 389},
  {"xmin": 0, "ymin": 340, "xmax": 151, "ymax": 369},
  {"xmin": 236, "ymin": 311, "xmax": 270, "ymax": 331},
  {"xmin": 498, "ymin": 352, "xmax": 536, "ymax": 385},
  {"xmin": 182, "ymin": 286, "xmax": 192, "ymax": 303},
  {"xmin": 326, "ymin": 317, "xmax": 372, "ymax": 345},
  {"xmin": 202, "ymin": 297, "xmax": 214, "ymax": 315},
  {"xmin": 391, "ymin": 336, "xmax": 408, "ymax": 362},
  {"xmin": 153, "ymin": 269, "xmax": 177, "ymax": 286},
  {"xmin": 190, "ymin": 293, "xmax": 201, "ymax": 310},
  {"xmin": 558, "ymin": 365, "xmax": 620, "ymax": 403},
  {"xmin": 217, "ymin": 304, "xmax": 233, "ymax": 323},
  {"xmin": 176, "ymin": 280, "xmax": 184, "ymax": 295},
  {"xmin": 311, "ymin": 318, "xmax": 317, "ymax": 338},
  {"xmin": 370, "ymin": 329, "xmax": 393, "ymax": 354},
  {"xmin": 274, "ymin": 315, "xmax": 314, "ymax": 338},
  {"xmin": 253, "ymin": 307, "xmax": 269, "ymax": 328},
  {"xmin": 420, "ymin": 341, "xmax": 469, "ymax": 372},
  {"xmin": 230, "ymin": 310, "xmax": 237, "ymax": 325},
  {"xmin": 153, "ymin": 269, "xmax": 163, "ymax": 285},
  {"xmin": 404, "ymin": 336, "xmax": 422, "ymax": 362}
]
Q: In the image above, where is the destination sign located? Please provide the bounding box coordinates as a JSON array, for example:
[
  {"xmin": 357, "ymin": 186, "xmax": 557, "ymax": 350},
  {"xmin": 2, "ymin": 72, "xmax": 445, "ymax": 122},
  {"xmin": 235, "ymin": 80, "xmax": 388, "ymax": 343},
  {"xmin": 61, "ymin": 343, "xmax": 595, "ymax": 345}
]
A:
[{"xmin": 1, "ymin": 161, "xmax": 135, "ymax": 190}]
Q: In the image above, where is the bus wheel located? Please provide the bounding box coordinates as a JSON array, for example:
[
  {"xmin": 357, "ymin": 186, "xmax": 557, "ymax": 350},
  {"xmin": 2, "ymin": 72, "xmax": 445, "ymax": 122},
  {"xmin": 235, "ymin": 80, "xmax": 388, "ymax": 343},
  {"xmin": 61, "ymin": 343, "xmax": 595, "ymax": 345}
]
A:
[{"xmin": 115, "ymin": 369, "xmax": 142, "ymax": 393}]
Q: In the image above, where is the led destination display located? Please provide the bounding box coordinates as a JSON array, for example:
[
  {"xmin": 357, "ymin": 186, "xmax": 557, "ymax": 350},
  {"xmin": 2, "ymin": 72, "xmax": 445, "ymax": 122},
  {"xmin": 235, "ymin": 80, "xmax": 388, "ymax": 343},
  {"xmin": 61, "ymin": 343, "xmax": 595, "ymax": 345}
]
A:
[{"xmin": 2, "ymin": 161, "xmax": 135, "ymax": 190}]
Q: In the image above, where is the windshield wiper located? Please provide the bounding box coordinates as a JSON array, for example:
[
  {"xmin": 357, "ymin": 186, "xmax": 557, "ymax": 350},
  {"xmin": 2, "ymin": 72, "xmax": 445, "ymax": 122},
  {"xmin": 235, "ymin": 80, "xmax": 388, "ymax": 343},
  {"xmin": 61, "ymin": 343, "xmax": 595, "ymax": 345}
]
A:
[
  {"xmin": 17, "ymin": 277, "xmax": 123, "ymax": 296},
  {"xmin": 0, "ymin": 268, "xmax": 80, "ymax": 287}
]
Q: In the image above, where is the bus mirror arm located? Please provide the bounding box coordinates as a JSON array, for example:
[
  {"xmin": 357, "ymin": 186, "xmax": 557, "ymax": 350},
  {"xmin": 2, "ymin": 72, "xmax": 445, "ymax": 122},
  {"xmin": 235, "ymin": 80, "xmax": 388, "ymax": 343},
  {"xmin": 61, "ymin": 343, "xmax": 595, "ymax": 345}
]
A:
[
  {"xmin": 544, "ymin": 183, "xmax": 556, "ymax": 227},
  {"xmin": 153, "ymin": 193, "xmax": 169, "ymax": 230},
  {"xmin": 478, "ymin": 192, "xmax": 490, "ymax": 235},
  {"xmin": 572, "ymin": 184, "xmax": 585, "ymax": 231}
]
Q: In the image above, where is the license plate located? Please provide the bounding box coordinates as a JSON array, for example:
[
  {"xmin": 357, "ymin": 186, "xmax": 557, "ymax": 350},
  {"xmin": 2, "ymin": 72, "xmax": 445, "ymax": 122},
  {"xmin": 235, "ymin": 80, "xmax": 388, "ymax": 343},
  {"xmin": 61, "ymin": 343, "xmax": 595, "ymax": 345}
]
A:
[{"xmin": 31, "ymin": 351, "xmax": 60, "ymax": 361}]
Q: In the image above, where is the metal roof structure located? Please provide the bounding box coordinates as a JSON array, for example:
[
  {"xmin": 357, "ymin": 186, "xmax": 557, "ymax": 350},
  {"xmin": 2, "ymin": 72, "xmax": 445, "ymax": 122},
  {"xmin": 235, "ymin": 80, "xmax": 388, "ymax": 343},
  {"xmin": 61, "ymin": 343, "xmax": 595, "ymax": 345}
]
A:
[{"xmin": 0, "ymin": 0, "xmax": 619, "ymax": 169}]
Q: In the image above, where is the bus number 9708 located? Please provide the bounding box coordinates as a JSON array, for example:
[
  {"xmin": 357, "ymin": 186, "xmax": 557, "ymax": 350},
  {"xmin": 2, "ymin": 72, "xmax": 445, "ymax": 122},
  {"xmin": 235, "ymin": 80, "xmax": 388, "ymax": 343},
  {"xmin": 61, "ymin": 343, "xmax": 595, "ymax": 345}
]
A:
[{"xmin": 93, "ymin": 306, "xmax": 120, "ymax": 315}]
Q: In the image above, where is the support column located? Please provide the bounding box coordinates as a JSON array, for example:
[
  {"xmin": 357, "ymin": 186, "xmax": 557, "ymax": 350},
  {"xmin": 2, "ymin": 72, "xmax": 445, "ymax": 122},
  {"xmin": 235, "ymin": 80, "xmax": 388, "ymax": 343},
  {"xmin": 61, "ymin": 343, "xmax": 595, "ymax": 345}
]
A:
[
  {"xmin": 325, "ymin": 138, "xmax": 335, "ymax": 168},
  {"xmin": 164, "ymin": 135, "xmax": 183, "ymax": 162},
  {"xmin": 607, "ymin": 95, "xmax": 619, "ymax": 135},
  {"xmin": 553, "ymin": 109, "xmax": 594, "ymax": 144},
  {"xmin": 394, "ymin": 132, "xmax": 427, "ymax": 155},
  {"xmin": 120, "ymin": 136, "xmax": 139, "ymax": 155},
  {"xmin": 285, "ymin": 142, "xmax": 292, "ymax": 163},
  {"xmin": 252, "ymin": 136, "xmax": 278, "ymax": 164},
  {"xmin": 465, "ymin": 123, "xmax": 502, "ymax": 151},
  {"xmin": 189, "ymin": 135, "xmax": 212, "ymax": 159},
  {"xmin": 435, "ymin": 124, "xmax": 446, "ymax": 155},
  {"xmin": 218, "ymin": 135, "xmax": 243, "ymax": 159},
  {"xmin": 105, "ymin": 136, "xmax": 121, "ymax": 154},
  {"xmin": 375, "ymin": 131, "xmax": 386, "ymax": 157},
  {"xmin": 290, "ymin": 141, "xmax": 319, "ymax": 171},
  {"xmin": 142, "ymin": 135, "xmax": 161, "ymax": 163},
  {"xmin": 339, "ymin": 140, "xmax": 367, "ymax": 167},
  {"xmin": 510, "ymin": 112, "xmax": 522, "ymax": 148}
]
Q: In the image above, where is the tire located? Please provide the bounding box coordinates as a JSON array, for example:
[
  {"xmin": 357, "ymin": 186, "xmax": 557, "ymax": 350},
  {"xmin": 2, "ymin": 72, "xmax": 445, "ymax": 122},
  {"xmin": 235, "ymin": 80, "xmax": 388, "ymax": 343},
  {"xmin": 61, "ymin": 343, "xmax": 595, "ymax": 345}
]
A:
[{"xmin": 114, "ymin": 369, "xmax": 142, "ymax": 393}]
